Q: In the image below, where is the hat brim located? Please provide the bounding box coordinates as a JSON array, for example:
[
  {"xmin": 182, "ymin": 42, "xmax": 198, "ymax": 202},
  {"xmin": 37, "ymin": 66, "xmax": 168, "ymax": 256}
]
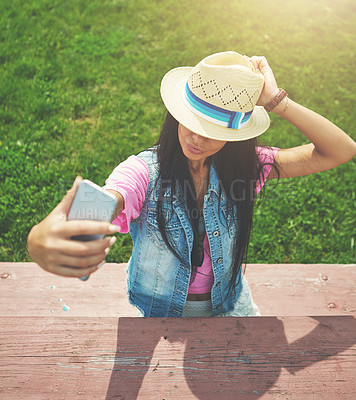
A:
[{"xmin": 160, "ymin": 67, "xmax": 270, "ymax": 142}]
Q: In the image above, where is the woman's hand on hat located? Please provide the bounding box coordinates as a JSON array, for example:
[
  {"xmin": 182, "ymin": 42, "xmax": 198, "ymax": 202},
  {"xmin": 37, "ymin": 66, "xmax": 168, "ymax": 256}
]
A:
[
  {"xmin": 27, "ymin": 177, "xmax": 119, "ymax": 278},
  {"xmin": 249, "ymin": 56, "xmax": 280, "ymax": 108}
]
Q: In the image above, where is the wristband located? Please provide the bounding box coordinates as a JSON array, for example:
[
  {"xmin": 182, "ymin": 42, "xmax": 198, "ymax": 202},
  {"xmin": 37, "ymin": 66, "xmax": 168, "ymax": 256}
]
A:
[{"xmin": 264, "ymin": 89, "xmax": 288, "ymax": 112}]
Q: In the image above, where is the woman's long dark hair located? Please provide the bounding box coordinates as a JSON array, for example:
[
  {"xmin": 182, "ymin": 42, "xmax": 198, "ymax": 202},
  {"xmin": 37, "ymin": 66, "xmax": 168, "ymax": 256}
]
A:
[{"xmin": 154, "ymin": 112, "xmax": 278, "ymax": 296}]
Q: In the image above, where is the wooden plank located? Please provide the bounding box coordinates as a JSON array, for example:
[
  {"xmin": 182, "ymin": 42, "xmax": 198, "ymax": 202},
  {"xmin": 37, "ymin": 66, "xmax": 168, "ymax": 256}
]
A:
[
  {"xmin": 245, "ymin": 263, "xmax": 356, "ymax": 316},
  {"xmin": 0, "ymin": 262, "xmax": 138, "ymax": 317},
  {"xmin": 0, "ymin": 316, "xmax": 355, "ymax": 399},
  {"xmin": 1, "ymin": 262, "xmax": 355, "ymax": 317}
]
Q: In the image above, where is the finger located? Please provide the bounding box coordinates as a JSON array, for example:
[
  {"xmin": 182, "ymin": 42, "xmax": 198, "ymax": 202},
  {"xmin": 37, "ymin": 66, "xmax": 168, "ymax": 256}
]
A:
[
  {"xmin": 250, "ymin": 59, "xmax": 257, "ymax": 70},
  {"xmin": 259, "ymin": 56, "xmax": 269, "ymax": 67},
  {"xmin": 52, "ymin": 176, "xmax": 83, "ymax": 217},
  {"xmin": 258, "ymin": 57, "xmax": 270, "ymax": 73},
  {"xmin": 56, "ymin": 236, "xmax": 116, "ymax": 257},
  {"xmin": 250, "ymin": 56, "xmax": 261, "ymax": 70},
  {"xmin": 55, "ymin": 251, "xmax": 108, "ymax": 270},
  {"xmin": 53, "ymin": 220, "xmax": 120, "ymax": 239},
  {"xmin": 250, "ymin": 56, "xmax": 269, "ymax": 72},
  {"xmin": 50, "ymin": 263, "xmax": 102, "ymax": 278}
]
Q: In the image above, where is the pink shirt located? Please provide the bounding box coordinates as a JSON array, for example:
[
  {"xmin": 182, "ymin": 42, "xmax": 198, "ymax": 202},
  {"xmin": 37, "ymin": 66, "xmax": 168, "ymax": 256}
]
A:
[
  {"xmin": 103, "ymin": 146, "xmax": 279, "ymax": 293},
  {"xmin": 189, "ymin": 233, "xmax": 213, "ymax": 293}
]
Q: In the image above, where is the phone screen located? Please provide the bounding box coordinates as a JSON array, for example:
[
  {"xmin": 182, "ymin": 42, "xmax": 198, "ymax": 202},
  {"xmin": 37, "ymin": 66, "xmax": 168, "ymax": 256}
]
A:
[{"xmin": 68, "ymin": 179, "xmax": 118, "ymax": 241}]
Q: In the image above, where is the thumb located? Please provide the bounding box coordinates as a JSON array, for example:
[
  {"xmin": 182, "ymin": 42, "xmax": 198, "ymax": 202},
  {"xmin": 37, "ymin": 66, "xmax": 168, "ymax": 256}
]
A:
[
  {"xmin": 258, "ymin": 56, "xmax": 269, "ymax": 70},
  {"xmin": 53, "ymin": 176, "xmax": 82, "ymax": 217}
]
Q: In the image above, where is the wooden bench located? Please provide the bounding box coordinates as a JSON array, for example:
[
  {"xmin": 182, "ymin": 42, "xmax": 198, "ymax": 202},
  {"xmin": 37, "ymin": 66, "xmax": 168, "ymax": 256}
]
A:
[{"xmin": 1, "ymin": 262, "xmax": 356, "ymax": 399}]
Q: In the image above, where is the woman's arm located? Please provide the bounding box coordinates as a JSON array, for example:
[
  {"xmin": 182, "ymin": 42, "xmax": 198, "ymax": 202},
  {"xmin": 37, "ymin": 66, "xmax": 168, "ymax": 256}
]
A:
[
  {"xmin": 270, "ymin": 98, "xmax": 356, "ymax": 179},
  {"xmin": 250, "ymin": 56, "xmax": 356, "ymax": 179},
  {"xmin": 105, "ymin": 189, "xmax": 125, "ymax": 219},
  {"xmin": 27, "ymin": 177, "xmax": 120, "ymax": 277},
  {"xmin": 28, "ymin": 154, "xmax": 148, "ymax": 276}
]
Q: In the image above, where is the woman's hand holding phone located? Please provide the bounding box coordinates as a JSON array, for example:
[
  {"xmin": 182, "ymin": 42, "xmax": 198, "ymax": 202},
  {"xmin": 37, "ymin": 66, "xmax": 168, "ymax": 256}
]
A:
[{"xmin": 27, "ymin": 177, "xmax": 120, "ymax": 278}]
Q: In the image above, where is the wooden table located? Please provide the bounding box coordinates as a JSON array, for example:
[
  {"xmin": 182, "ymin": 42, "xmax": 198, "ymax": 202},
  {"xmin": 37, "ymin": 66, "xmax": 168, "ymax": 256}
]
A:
[{"xmin": 1, "ymin": 262, "xmax": 356, "ymax": 399}]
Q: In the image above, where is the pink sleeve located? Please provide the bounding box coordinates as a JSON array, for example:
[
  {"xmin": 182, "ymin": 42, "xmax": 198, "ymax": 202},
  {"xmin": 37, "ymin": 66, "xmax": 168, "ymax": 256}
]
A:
[
  {"xmin": 255, "ymin": 146, "xmax": 279, "ymax": 195},
  {"xmin": 103, "ymin": 155, "xmax": 149, "ymax": 233}
]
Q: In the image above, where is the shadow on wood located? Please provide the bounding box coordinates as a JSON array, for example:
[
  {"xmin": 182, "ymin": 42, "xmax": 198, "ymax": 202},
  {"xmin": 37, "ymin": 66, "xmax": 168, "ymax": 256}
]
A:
[
  {"xmin": 1, "ymin": 263, "xmax": 356, "ymax": 398},
  {"xmin": 105, "ymin": 316, "xmax": 356, "ymax": 399}
]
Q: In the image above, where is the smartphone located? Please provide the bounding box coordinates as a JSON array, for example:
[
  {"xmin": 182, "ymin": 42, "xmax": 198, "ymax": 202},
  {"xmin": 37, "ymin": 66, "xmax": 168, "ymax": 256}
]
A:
[{"xmin": 68, "ymin": 179, "xmax": 118, "ymax": 280}]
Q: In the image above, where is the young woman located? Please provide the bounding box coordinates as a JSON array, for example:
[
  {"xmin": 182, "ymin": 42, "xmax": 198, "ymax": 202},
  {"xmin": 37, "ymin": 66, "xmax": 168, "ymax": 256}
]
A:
[{"xmin": 27, "ymin": 52, "xmax": 356, "ymax": 317}]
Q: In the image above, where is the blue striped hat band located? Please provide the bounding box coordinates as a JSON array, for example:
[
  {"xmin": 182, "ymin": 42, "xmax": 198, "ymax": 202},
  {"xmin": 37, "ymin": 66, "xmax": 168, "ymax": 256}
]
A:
[{"xmin": 184, "ymin": 83, "xmax": 253, "ymax": 130}]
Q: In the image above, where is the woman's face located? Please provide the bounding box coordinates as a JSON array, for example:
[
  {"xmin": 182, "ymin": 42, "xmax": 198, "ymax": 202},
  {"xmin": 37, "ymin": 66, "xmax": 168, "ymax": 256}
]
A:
[{"xmin": 178, "ymin": 124, "xmax": 227, "ymax": 163}]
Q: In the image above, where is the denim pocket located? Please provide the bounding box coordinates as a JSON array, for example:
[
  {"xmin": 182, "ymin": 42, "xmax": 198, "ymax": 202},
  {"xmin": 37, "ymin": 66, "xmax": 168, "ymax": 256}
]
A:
[{"xmin": 147, "ymin": 203, "xmax": 183, "ymax": 249}]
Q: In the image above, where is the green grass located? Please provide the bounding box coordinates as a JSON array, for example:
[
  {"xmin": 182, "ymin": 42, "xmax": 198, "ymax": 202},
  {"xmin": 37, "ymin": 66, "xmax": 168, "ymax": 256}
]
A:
[{"xmin": 1, "ymin": 0, "xmax": 355, "ymax": 264}]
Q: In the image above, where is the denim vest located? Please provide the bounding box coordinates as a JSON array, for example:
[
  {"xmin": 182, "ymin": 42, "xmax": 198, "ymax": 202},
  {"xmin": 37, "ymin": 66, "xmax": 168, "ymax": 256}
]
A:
[{"xmin": 126, "ymin": 148, "xmax": 242, "ymax": 317}]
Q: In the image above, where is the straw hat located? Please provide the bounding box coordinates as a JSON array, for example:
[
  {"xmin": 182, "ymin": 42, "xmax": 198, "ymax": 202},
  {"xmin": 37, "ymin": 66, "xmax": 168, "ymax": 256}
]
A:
[{"xmin": 160, "ymin": 51, "xmax": 270, "ymax": 141}]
